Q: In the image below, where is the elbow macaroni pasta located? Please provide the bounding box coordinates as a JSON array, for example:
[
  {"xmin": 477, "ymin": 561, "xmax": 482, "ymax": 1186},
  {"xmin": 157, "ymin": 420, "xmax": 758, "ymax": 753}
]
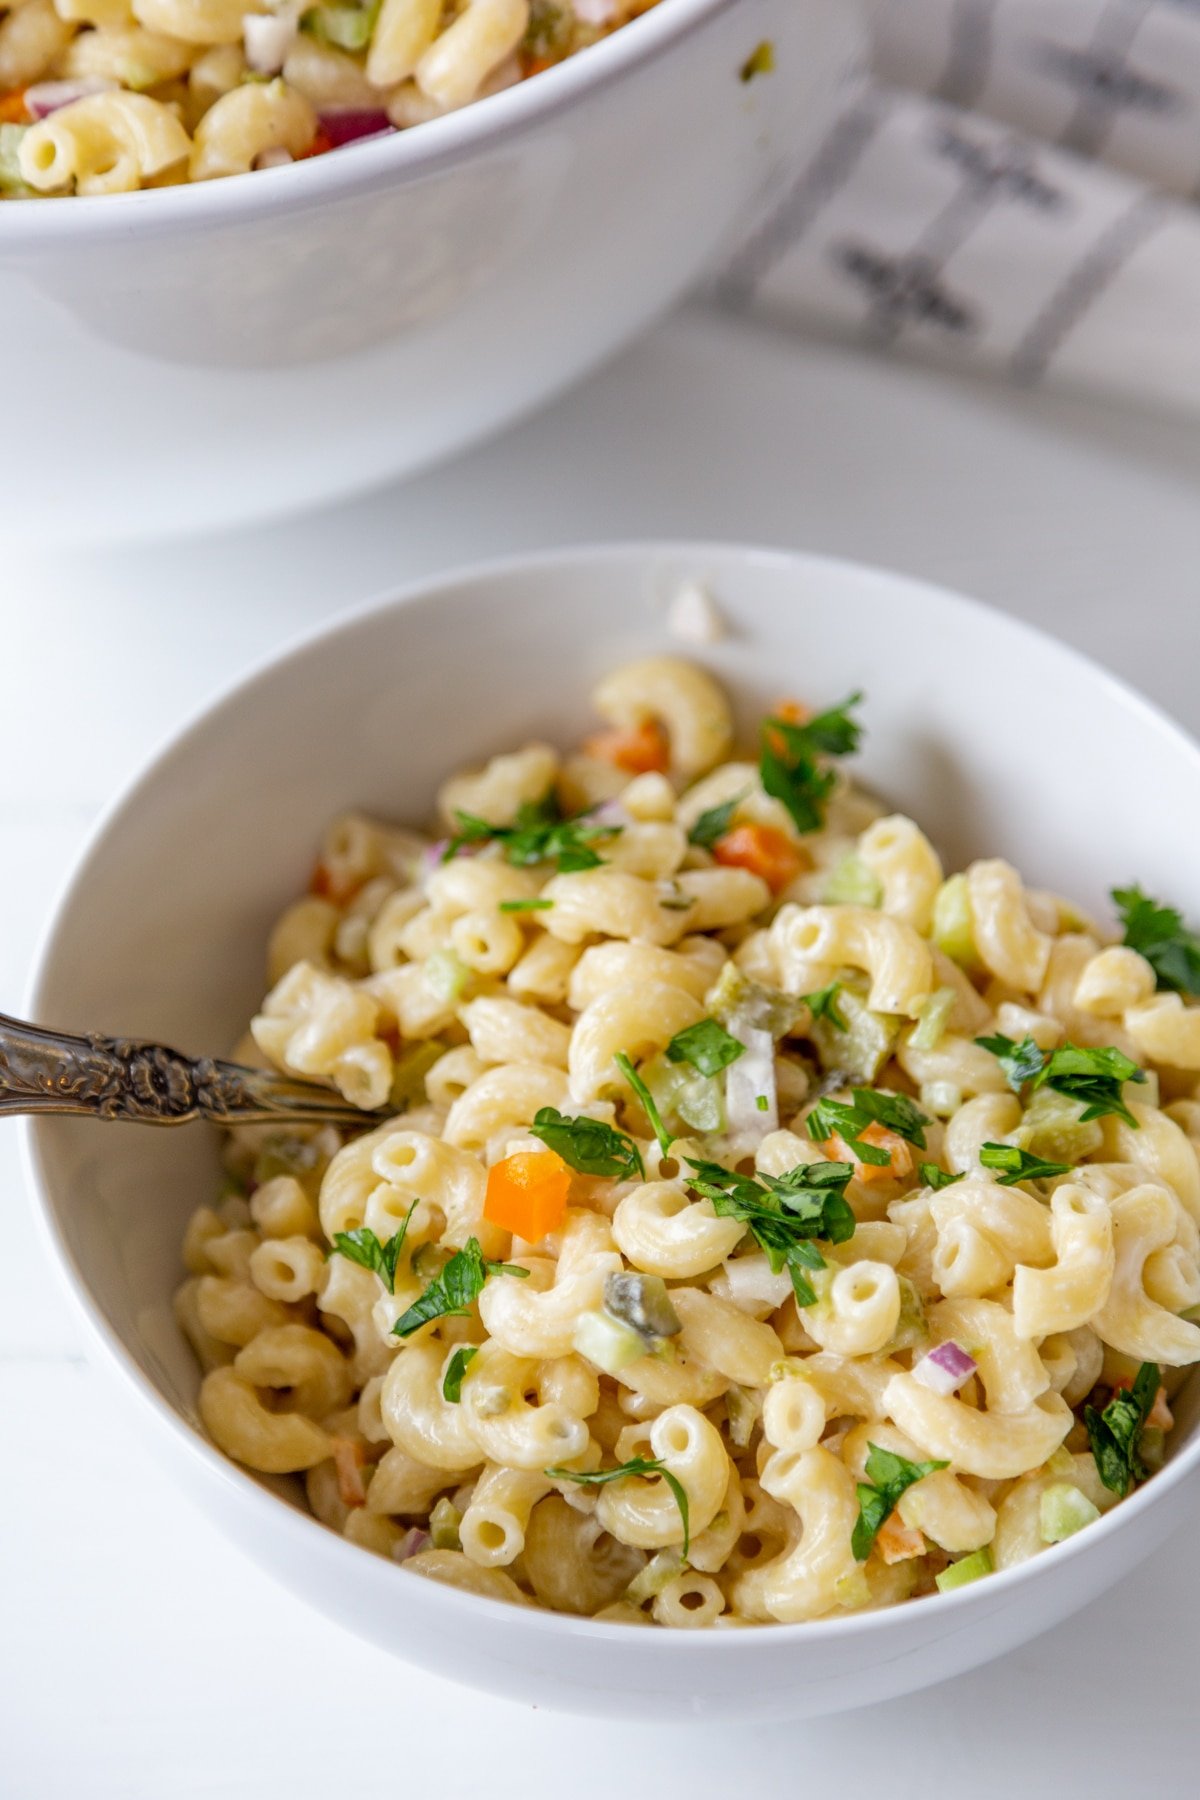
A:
[{"xmin": 178, "ymin": 655, "xmax": 1200, "ymax": 1626}]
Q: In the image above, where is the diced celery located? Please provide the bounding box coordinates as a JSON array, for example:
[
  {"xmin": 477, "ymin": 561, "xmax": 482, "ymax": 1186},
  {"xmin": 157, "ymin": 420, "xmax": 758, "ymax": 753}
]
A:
[
  {"xmin": 1018, "ymin": 1086, "xmax": 1104, "ymax": 1164},
  {"xmin": 390, "ymin": 1038, "xmax": 448, "ymax": 1111},
  {"xmin": 1139, "ymin": 1426, "xmax": 1166, "ymax": 1473},
  {"xmin": 705, "ymin": 963, "xmax": 803, "ymax": 1038},
  {"xmin": 823, "ymin": 853, "xmax": 883, "ymax": 908},
  {"xmin": 932, "ymin": 875, "xmax": 979, "ymax": 970},
  {"xmin": 725, "ymin": 1384, "xmax": 763, "ymax": 1449},
  {"xmin": 920, "ymin": 1080, "xmax": 963, "ymax": 1120},
  {"xmin": 424, "ymin": 948, "xmax": 470, "ymax": 1002},
  {"xmin": 769, "ymin": 1357, "xmax": 808, "ymax": 1383},
  {"xmin": 642, "ymin": 1051, "xmax": 724, "ymax": 1135},
  {"xmin": 910, "ymin": 986, "xmax": 958, "ymax": 1052},
  {"xmin": 0, "ymin": 124, "xmax": 31, "ymax": 198},
  {"xmin": 833, "ymin": 1566, "xmax": 872, "ymax": 1610},
  {"xmin": 572, "ymin": 1309, "xmax": 645, "ymax": 1375},
  {"xmin": 1039, "ymin": 1482, "xmax": 1101, "ymax": 1544},
  {"xmin": 626, "ymin": 1550, "xmax": 686, "ymax": 1603},
  {"xmin": 429, "ymin": 1497, "xmax": 462, "ymax": 1551},
  {"xmin": 1044, "ymin": 1446, "xmax": 1077, "ymax": 1479},
  {"xmin": 808, "ymin": 985, "xmax": 900, "ymax": 1083},
  {"xmin": 935, "ymin": 1547, "xmax": 993, "ymax": 1592},
  {"xmin": 885, "ymin": 1276, "xmax": 929, "ymax": 1354},
  {"xmin": 301, "ymin": 0, "xmax": 380, "ymax": 49}
]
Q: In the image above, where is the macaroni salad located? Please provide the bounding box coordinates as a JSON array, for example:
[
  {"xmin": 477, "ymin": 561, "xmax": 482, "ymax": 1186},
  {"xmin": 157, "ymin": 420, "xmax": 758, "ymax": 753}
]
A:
[
  {"xmin": 0, "ymin": 0, "xmax": 658, "ymax": 196},
  {"xmin": 177, "ymin": 656, "xmax": 1200, "ymax": 1627}
]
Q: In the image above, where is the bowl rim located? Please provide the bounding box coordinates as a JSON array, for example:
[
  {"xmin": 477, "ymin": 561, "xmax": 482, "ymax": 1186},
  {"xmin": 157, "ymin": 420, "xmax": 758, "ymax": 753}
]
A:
[
  {"xmin": 22, "ymin": 536, "xmax": 1200, "ymax": 1653},
  {"xmin": 0, "ymin": 0, "xmax": 729, "ymax": 246}
]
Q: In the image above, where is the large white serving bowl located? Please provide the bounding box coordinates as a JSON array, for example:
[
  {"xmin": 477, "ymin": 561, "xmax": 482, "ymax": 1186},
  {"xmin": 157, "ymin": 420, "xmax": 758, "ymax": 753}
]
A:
[
  {"xmin": 24, "ymin": 542, "xmax": 1200, "ymax": 1720},
  {"xmin": 0, "ymin": 1, "xmax": 859, "ymax": 547}
]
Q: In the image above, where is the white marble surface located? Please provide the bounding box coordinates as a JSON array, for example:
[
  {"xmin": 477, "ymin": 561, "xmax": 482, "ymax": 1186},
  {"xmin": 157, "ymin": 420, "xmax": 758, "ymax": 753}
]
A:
[{"xmin": 6, "ymin": 309, "xmax": 1200, "ymax": 1797}]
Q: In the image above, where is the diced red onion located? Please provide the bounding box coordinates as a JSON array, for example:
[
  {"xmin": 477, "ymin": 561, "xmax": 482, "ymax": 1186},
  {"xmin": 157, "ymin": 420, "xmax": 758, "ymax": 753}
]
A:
[
  {"xmin": 392, "ymin": 1527, "xmax": 430, "ymax": 1563},
  {"xmin": 725, "ymin": 1025, "xmax": 777, "ymax": 1138},
  {"xmin": 243, "ymin": 10, "xmax": 298, "ymax": 72},
  {"xmin": 318, "ymin": 109, "xmax": 394, "ymax": 148},
  {"xmin": 913, "ymin": 1340, "xmax": 977, "ymax": 1396},
  {"xmin": 25, "ymin": 78, "xmax": 116, "ymax": 118},
  {"xmin": 590, "ymin": 798, "xmax": 633, "ymax": 829}
]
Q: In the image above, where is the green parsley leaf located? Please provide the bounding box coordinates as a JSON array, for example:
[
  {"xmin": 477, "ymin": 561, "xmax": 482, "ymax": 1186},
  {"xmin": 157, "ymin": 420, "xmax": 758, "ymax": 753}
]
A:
[
  {"xmin": 665, "ymin": 1018, "xmax": 746, "ymax": 1078},
  {"xmin": 687, "ymin": 791, "xmax": 748, "ymax": 850},
  {"xmin": 392, "ymin": 1237, "xmax": 529, "ymax": 1338},
  {"xmin": 330, "ymin": 1201, "xmax": 417, "ymax": 1295},
  {"xmin": 442, "ymin": 1345, "xmax": 479, "ymax": 1404},
  {"xmin": 806, "ymin": 1087, "xmax": 930, "ymax": 1163},
  {"xmin": 852, "ymin": 1442, "xmax": 948, "ymax": 1561},
  {"xmin": 444, "ymin": 795, "xmax": 620, "ymax": 873},
  {"xmin": 545, "ymin": 1457, "xmax": 690, "ymax": 1558},
  {"xmin": 498, "ymin": 897, "xmax": 554, "ymax": 913},
  {"xmin": 615, "ymin": 1052, "xmax": 674, "ymax": 1159},
  {"xmin": 756, "ymin": 1094, "xmax": 769, "ymax": 1112},
  {"xmin": 529, "ymin": 1106, "xmax": 644, "ymax": 1180},
  {"xmin": 979, "ymin": 1143, "xmax": 1073, "ymax": 1186},
  {"xmin": 974, "ymin": 1033, "xmax": 1047, "ymax": 1094},
  {"xmin": 920, "ymin": 1164, "xmax": 965, "ymax": 1191},
  {"xmin": 802, "ymin": 982, "xmax": 848, "ymax": 1031},
  {"xmin": 1112, "ymin": 885, "xmax": 1200, "ymax": 996},
  {"xmin": 975, "ymin": 1033, "xmax": 1146, "ymax": 1128},
  {"xmin": 684, "ymin": 1157, "xmax": 855, "ymax": 1306},
  {"xmin": 757, "ymin": 693, "xmax": 864, "ymax": 835},
  {"xmin": 1085, "ymin": 1362, "xmax": 1160, "ymax": 1497}
]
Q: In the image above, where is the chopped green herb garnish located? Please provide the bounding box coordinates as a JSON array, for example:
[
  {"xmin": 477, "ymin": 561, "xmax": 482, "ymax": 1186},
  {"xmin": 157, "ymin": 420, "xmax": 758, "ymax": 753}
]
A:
[
  {"xmin": 802, "ymin": 981, "xmax": 848, "ymax": 1031},
  {"xmin": 665, "ymin": 1018, "xmax": 746, "ymax": 1078},
  {"xmin": 979, "ymin": 1143, "xmax": 1073, "ymax": 1186},
  {"xmin": 331, "ymin": 1201, "xmax": 417, "ymax": 1294},
  {"xmin": 684, "ymin": 1157, "xmax": 855, "ymax": 1306},
  {"xmin": 740, "ymin": 37, "xmax": 775, "ymax": 80},
  {"xmin": 920, "ymin": 1163, "xmax": 965, "ymax": 1191},
  {"xmin": 852, "ymin": 1442, "xmax": 948, "ymax": 1561},
  {"xmin": 444, "ymin": 794, "xmax": 619, "ymax": 873},
  {"xmin": 688, "ymin": 791, "xmax": 748, "ymax": 849},
  {"xmin": 498, "ymin": 897, "xmax": 554, "ymax": 913},
  {"xmin": 441, "ymin": 1345, "xmax": 479, "ymax": 1403},
  {"xmin": 975, "ymin": 1033, "xmax": 1146, "ymax": 1128},
  {"xmin": 615, "ymin": 1052, "xmax": 674, "ymax": 1159},
  {"xmin": 545, "ymin": 1457, "xmax": 690, "ymax": 1558},
  {"xmin": 756, "ymin": 1094, "xmax": 769, "ymax": 1112},
  {"xmin": 759, "ymin": 693, "xmax": 864, "ymax": 835},
  {"xmin": 391, "ymin": 1237, "xmax": 529, "ymax": 1338},
  {"xmin": 806, "ymin": 1087, "xmax": 930, "ymax": 1162},
  {"xmin": 1112, "ymin": 885, "xmax": 1200, "ymax": 995},
  {"xmin": 529, "ymin": 1106, "xmax": 645, "ymax": 1180},
  {"xmin": 1085, "ymin": 1361, "xmax": 1160, "ymax": 1497}
]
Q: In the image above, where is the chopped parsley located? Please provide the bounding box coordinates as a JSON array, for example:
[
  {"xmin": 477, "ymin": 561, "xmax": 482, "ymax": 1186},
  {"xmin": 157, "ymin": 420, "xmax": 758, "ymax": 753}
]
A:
[
  {"xmin": 498, "ymin": 897, "xmax": 554, "ymax": 913},
  {"xmin": 920, "ymin": 1164, "xmax": 965, "ymax": 1191},
  {"xmin": 740, "ymin": 37, "xmax": 775, "ymax": 81},
  {"xmin": 441, "ymin": 1345, "xmax": 479, "ymax": 1404},
  {"xmin": 665, "ymin": 1018, "xmax": 746, "ymax": 1078},
  {"xmin": 529, "ymin": 1106, "xmax": 645, "ymax": 1180},
  {"xmin": 684, "ymin": 1157, "xmax": 855, "ymax": 1306},
  {"xmin": 444, "ymin": 794, "xmax": 619, "ymax": 872},
  {"xmin": 975, "ymin": 1034, "xmax": 1146, "ymax": 1128},
  {"xmin": 615, "ymin": 1052, "xmax": 674, "ymax": 1159},
  {"xmin": 391, "ymin": 1237, "xmax": 528, "ymax": 1338},
  {"xmin": 852, "ymin": 1443, "xmax": 948, "ymax": 1561},
  {"xmin": 330, "ymin": 1201, "xmax": 417, "ymax": 1294},
  {"xmin": 1112, "ymin": 885, "xmax": 1200, "ymax": 995},
  {"xmin": 1085, "ymin": 1361, "xmax": 1160, "ymax": 1497},
  {"xmin": 759, "ymin": 693, "xmax": 864, "ymax": 834},
  {"xmin": 979, "ymin": 1143, "xmax": 1073, "ymax": 1186},
  {"xmin": 545, "ymin": 1457, "xmax": 690, "ymax": 1558},
  {"xmin": 806, "ymin": 1087, "xmax": 930, "ymax": 1164},
  {"xmin": 688, "ymin": 791, "xmax": 748, "ymax": 849},
  {"xmin": 802, "ymin": 982, "xmax": 848, "ymax": 1031}
]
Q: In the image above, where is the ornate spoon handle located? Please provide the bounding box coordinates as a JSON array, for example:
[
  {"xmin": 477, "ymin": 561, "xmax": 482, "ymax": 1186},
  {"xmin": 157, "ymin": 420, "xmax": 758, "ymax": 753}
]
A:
[{"xmin": 0, "ymin": 1011, "xmax": 379, "ymax": 1128}]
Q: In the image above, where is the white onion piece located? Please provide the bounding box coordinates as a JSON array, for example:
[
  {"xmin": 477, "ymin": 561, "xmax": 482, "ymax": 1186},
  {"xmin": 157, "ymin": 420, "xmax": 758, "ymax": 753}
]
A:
[
  {"xmin": 667, "ymin": 580, "xmax": 726, "ymax": 645},
  {"xmin": 590, "ymin": 798, "xmax": 633, "ymax": 830},
  {"xmin": 912, "ymin": 1340, "xmax": 977, "ymax": 1396},
  {"xmin": 572, "ymin": 0, "xmax": 619, "ymax": 21},
  {"xmin": 725, "ymin": 1025, "xmax": 777, "ymax": 1138},
  {"xmin": 714, "ymin": 1254, "xmax": 794, "ymax": 1315},
  {"xmin": 243, "ymin": 10, "xmax": 298, "ymax": 74},
  {"xmin": 25, "ymin": 78, "xmax": 116, "ymax": 118}
]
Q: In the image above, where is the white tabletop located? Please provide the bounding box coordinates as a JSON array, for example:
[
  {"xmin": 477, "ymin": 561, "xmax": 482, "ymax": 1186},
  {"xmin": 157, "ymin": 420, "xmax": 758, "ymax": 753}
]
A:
[{"xmin": 6, "ymin": 309, "xmax": 1200, "ymax": 1798}]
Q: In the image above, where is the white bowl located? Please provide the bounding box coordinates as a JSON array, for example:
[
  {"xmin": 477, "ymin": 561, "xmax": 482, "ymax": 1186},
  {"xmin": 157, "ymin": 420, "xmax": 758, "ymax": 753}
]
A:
[
  {"xmin": 25, "ymin": 542, "xmax": 1200, "ymax": 1720},
  {"xmin": 0, "ymin": 1, "xmax": 859, "ymax": 547}
]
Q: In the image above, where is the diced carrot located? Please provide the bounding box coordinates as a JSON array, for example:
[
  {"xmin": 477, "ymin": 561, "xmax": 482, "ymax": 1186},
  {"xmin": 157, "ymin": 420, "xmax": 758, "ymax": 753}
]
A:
[
  {"xmin": 583, "ymin": 718, "xmax": 669, "ymax": 775},
  {"xmin": 764, "ymin": 698, "xmax": 812, "ymax": 756},
  {"xmin": 297, "ymin": 130, "xmax": 333, "ymax": 160},
  {"xmin": 0, "ymin": 89, "xmax": 29, "ymax": 124},
  {"xmin": 484, "ymin": 1149, "xmax": 571, "ymax": 1244},
  {"xmin": 331, "ymin": 1435, "xmax": 368, "ymax": 1509},
  {"xmin": 713, "ymin": 822, "xmax": 809, "ymax": 894},
  {"xmin": 821, "ymin": 1121, "xmax": 913, "ymax": 1185},
  {"xmin": 522, "ymin": 53, "xmax": 554, "ymax": 75},
  {"xmin": 876, "ymin": 1512, "xmax": 925, "ymax": 1564},
  {"xmin": 310, "ymin": 859, "xmax": 362, "ymax": 904}
]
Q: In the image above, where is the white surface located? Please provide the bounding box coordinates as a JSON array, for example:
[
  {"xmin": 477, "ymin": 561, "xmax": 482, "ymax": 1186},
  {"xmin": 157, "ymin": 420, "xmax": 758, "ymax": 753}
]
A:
[{"xmin": 6, "ymin": 310, "xmax": 1200, "ymax": 1789}]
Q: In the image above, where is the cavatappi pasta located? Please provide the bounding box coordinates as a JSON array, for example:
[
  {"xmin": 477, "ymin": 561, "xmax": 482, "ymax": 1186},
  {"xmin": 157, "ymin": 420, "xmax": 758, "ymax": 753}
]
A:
[
  {"xmin": 0, "ymin": 0, "xmax": 659, "ymax": 197},
  {"xmin": 178, "ymin": 655, "xmax": 1200, "ymax": 1627}
]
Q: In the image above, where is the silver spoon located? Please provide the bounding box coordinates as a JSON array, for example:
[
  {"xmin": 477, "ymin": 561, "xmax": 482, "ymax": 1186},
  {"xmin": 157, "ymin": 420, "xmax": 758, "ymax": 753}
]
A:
[{"xmin": 0, "ymin": 1011, "xmax": 381, "ymax": 1128}]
